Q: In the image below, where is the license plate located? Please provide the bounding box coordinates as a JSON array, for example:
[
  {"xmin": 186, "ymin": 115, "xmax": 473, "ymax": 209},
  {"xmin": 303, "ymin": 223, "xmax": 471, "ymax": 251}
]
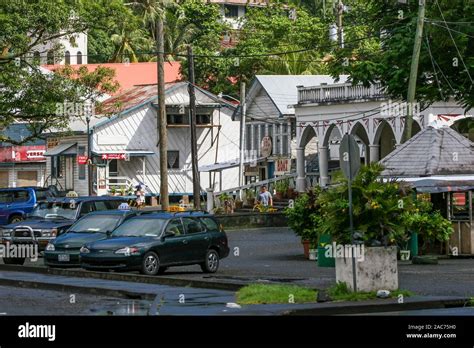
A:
[{"xmin": 58, "ymin": 254, "xmax": 70, "ymax": 262}]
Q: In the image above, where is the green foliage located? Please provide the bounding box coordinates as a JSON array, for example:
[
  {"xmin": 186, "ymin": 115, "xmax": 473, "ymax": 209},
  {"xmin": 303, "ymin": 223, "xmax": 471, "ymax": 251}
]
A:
[
  {"xmin": 327, "ymin": 282, "xmax": 414, "ymax": 301},
  {"xmin": 284, "ymin": 188, "xmax": 321, "ymax": 243},
  {"xmin": 316, "ymin": 163, "xmax": 453, "ymax": 247},
  {"xmin": 244, "ymin": 188, "xmax": 256, "ymax": 200},
  {"xmin": 275, "ymin": 179, "xmax": 290, "ymax": 194},
  {"xmin": 236, "ymin": 283, "xmax": 317, "ymax": 305}
]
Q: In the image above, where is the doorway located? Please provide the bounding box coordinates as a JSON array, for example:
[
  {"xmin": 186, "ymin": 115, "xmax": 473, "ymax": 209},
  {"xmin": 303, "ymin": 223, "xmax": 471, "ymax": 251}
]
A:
[{"xmin": 65, "ymin": 157, "xmax": 74, "ymax": 190}]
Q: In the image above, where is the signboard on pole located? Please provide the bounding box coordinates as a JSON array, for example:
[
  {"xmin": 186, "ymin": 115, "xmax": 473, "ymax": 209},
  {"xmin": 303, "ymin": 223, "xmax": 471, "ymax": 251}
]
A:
[
  {"xmin": 339, "ymin": 134, "xmax": 360, "ymax": 180},
  {"xmin": 101, "ymin": 153, "xmax": 126, "ymax": 160},
  {"xmin": 260, "ymin": 136, "xmax": 272, "ymax": 158},
  {"xmin": 275, "ymin": 158, "xmax": 291, "ymax": 175},
  {"xmin": 77, "ymin": 155, "xmax": 88, "ymax": 165}
]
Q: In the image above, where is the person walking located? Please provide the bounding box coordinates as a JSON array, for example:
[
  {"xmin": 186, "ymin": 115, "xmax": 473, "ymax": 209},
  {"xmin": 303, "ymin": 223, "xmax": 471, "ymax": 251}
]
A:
[{"xmin": 257, "ymin": 185, "xmax": 273, "ymax": 207}]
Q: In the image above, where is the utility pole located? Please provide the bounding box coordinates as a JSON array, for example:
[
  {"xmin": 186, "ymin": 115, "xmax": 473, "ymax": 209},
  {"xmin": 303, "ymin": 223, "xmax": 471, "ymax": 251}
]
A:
[
  {"xmin": 402, "ymin": 0, "xmax": 425, "ymax": 143},
  {"xmin": 86, "ymin": 115, "xmax": 92, "ymax": 196},
  {"xmin": 337, "ymin": 0, "xmax": 344, "ymax": 48},
  {"xmin": 238, "ymin": 82, "xmax": 246, "ymax": 200},
  {"xmin": 156, "ymin": 15, "xmax": 169, "ymax": 210},
  {"xmin": 187, "ymin": 45, "xmax": 201, "ymax": 209}
]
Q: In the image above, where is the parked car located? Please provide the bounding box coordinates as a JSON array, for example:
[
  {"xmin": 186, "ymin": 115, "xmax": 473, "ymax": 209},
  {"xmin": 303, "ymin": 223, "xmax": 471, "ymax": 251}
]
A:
[
  {"xmin": 0, "ymin": 196, "xmax": 128, "ymax": 265},
  {"xmin": 80, "ymin": 212, "xmax": 229, "ymax": 275},
  {"xmin": 44, "ymin": 209, "xmax": 143, "ymax": 267},
  {"xmin": 0, "ymin": 187, "xmax": 55, "ymax": 226}
]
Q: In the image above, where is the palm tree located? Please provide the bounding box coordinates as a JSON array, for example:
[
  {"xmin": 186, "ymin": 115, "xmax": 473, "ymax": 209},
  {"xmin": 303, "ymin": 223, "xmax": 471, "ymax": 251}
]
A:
[
  {"xmin": 262, "ymin": 49, "xmax": 328, "ymax": 75},
  {"xmin": 110, "ymin": 27, "xmax": 153, "ymax": 63}
]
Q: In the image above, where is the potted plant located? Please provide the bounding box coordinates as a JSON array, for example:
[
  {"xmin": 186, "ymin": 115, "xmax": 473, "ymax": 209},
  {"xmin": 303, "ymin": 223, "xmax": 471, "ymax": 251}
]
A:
[
  {"xmin": 274, "ymin": 179, "xmax": 289, "ymax": 200},
  {"xmin": 284, "ymin": 189, "xmax": 320, "ymax": 259},
  {"xmin": 234, "ymin": 198, "xmax": 243, "ymax": 210},
  {"xmin": 109, "ymin": 186, "xmax": 117, "ymax": 196},
  {"xmin": 316, "ymin": 164, "xmax": 453, "ymax": 291},
  {"xmin": 120, "ymin": 186, "xmax": 126, "ymax": 196},
  {"xmin": 244, "ymin": 189, "xmax": 256, "ymax": 207}
]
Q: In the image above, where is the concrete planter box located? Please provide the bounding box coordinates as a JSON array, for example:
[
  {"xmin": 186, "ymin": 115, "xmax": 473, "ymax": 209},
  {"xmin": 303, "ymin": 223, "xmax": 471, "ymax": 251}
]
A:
[{"xmin": 335, "ymin": 246, "xmax": 398, "ymax": 292}]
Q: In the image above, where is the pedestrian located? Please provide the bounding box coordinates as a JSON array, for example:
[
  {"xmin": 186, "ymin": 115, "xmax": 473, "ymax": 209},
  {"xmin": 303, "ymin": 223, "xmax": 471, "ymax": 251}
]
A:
[
  {"xmin": 135, "ymin": 182, "xmax": 146, "ymax": 208},
  {"xmin": 257, "ymin": 185, "xmax": 273, "ymax": 207}
]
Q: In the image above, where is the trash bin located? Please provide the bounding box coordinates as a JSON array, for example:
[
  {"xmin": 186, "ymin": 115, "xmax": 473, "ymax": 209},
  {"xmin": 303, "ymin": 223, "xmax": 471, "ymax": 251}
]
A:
[
  {"xmin": 317, "ymin": 234, "xmax": 335, "ymax": 267},
  {"xmin": 409, "ymin": 232, "xmax": 418, "ymax": 257}
]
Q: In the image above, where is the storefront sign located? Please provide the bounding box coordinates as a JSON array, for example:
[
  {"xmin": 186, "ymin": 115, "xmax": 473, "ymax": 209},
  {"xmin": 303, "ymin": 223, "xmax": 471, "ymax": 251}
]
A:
[
  {"xmin": 0, "ymin": 145, "xmax": 46, "ymax": 163},
  {"xmin": 275, "ymin": 158, "xmax": 291, "ymax": 175},
  {"xmin": 101, "ymin": 153, "xmax": 126, "ymax": 160},
  {"xmin": 77, "ymin": 155, "xmax": 88, "ymax": 165},
  {"xmin": 244, "ymin": 165, "xmax": 258, "ymax": 177},
  {"xmin": 260, "ymin": 136, "xmax": 272, "ymax": 158},
  {"xmin": 47, "ymin": 138, "xmax": 60, "ymax": 149}
]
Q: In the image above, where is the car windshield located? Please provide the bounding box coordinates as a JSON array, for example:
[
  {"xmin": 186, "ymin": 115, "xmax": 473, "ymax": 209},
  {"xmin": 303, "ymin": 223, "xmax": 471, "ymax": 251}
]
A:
[
  {"xmin": 30, "ymin": 202, "xmax": 77, "ymax": 220},
  {"xmin": 69, "ymin": 215, "xmax": 122, "ymax": 234},
  {"xmin": 112, "ymin": 218, "xmax": 166, "ymax": 237}
]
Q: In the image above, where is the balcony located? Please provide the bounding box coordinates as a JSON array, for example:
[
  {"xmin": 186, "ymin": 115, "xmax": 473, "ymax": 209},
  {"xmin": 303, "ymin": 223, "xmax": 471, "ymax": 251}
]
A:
[{"xmin": 297, "ymin": 82, "xmax": 385, "ymax": 105}]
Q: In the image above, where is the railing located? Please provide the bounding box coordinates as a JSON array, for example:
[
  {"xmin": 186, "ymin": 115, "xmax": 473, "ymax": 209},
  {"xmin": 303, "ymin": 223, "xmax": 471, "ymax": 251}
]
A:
[{"xmin": 298, "ymin": 82, "xmax": 385, "ymax": 104}]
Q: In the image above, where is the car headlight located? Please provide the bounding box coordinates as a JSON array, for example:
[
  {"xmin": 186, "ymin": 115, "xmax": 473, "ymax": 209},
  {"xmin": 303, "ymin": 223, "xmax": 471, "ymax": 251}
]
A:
[
  {"xmin": 46, "ymin": 243, "xmax": 55, "ymax": 251},
  {"xmin": 115, "ymin": 247, "xmax": 140, "ymax": 256},
  {"xmin": 80, "ymin": 246, "xmax": 90, "ymax": 254},
  {"xmin": 1, "ymin": 229, "xmax": 13, "ymax": 237},
  {"xmin": 41, "ymin": 228, "xmax": 58, "ymax": 237}
]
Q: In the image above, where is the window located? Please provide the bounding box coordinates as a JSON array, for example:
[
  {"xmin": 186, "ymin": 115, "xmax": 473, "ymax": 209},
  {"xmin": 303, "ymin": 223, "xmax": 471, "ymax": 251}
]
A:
[
  {"xmin": 12, "ymin": 190, "xmax": 30, "ymax": 203},
  {"xmin": 167, "ymin": 151, "xmax": 179, "ymax": 169},
  {"xmin": 79, "ymin": 201, "xmax": 94, "ymax": 217},
  {"xmin": 78, "ymin": 146, "xmax": 86, "ymax": 180},
  {"xmin": 167, "ymin": 114, "xmax": 185, "ymax": 125},
  {"xmin": 94, "ymin": 201, "xmax": 108, "ymax": 211},
  {"xmin": 164, "ymin": 219, "xmax": 184, "ymax": 236},
  {"xmin": 182, "ymin": 218, "xmax": 205, "ymax": 234},
  {"xmin": 224, "ymin": 4, "xmax": 239, "ymax": 18},
  {"xmin": 77, "ymin": 51, "xmax": 82, "ymax": 64},
  {"xmin": 65, "ymin": 51, "xmax": 71, "ymax": 65},
  {"xmin": 200, "ymin": 217, "xmax": 219, "ymax": 232},
  {"xmin": 33, "ymin": 51, "xmax": 41, "ymax": 65},
  {"xmin": 197, "ymin": 114, "xmax": 211, "ymax": 125},
  {"xmin": 0, "ymin": 192, "xmax": 13, "ymax": 204},
  {"xmin": 47, "ymin": 50, "xmax": 54, "ymax": 65}
]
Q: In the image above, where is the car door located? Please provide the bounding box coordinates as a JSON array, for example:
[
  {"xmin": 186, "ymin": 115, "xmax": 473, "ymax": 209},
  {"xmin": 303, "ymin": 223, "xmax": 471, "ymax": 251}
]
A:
[
  {"xmin": 181, "ymin": 218, "xmax": 210, "ymax": 262},
  {"xmin": 159, "ymin": 218, "xmax": 191, "ymax": 265},
  {"xmin": 0, "ymin": 191, "xmax": 13, "ymax": 224}
]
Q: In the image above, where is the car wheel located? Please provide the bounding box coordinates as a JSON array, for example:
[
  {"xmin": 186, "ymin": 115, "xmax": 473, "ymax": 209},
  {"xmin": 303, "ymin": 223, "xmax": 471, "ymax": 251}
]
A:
[
  {"xmin": 140, "ymin": 252, "xmax": 160, "ymax": 276},
  {"xmin": 8, "ymin": 215, "xmax": 23, "ymax": 224},
  {"xmin": 200, "ymin": 249, "xmax": 219, "ymax": 273},
  {"xmin": 3, "ymin": 257, "xmax": 25, "ymax": 265}
]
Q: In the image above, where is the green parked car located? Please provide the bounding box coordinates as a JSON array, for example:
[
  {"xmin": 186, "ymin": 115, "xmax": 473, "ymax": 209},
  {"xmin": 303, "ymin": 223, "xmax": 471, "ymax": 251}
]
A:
[{"xmin": 80, "ymin": 212, "xmax": 230, "ymax": 275}]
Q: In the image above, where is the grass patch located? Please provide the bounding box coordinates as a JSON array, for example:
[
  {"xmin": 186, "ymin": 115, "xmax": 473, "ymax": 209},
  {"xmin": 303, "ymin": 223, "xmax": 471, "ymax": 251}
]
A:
[
  {"xmin": 236, "ymin": 284, "xmax": 317, "ymax": 305},
  {"xmin": 327, "ymin": 282, "xmax": 414, "ymax": 302}
]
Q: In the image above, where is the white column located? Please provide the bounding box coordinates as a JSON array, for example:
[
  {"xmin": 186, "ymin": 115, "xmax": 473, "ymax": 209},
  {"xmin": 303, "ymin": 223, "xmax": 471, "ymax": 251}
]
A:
[
  {"xmin": 206, "ymin": 188, "xmax": 214, "ymax": 213},
  {"xmin": 319, "ymin": 146, "xmax": 329, "ymax": 187},
  {"xmin": 272, "ymin": 123, "xmax": 277, "ymax": 155},
  {"xmin": 296, "ymin": 147, "xmax": 306, "ymax": 192},
  {"xmin": 369, "ymin": 144, "xmax": 380, "ymax": 163}
]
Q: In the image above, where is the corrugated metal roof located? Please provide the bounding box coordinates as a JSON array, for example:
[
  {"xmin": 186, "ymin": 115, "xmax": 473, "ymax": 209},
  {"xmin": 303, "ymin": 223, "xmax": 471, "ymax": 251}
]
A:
[
  {"xmin": 380, "ymin": 126, "xmax": 474, "ymax": 177},
  {"xmin": 255, "ymin": 75, "xmax": 349, "ymax": 115}
]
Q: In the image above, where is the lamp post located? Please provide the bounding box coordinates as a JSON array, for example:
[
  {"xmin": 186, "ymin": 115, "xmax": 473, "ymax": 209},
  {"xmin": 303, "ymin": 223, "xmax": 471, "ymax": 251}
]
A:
[{"xmin": 86, "ymin": 115, "xmax": 92, "ymax": 196}]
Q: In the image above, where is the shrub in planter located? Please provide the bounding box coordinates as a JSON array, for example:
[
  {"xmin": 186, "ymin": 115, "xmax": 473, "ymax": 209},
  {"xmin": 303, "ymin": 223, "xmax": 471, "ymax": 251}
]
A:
[
  {"xmin": 316, "ymin": 164, "xmax": 452, "ymax": 291},
  {"xmin": 244, "ymin": 189, "xmax": 256, "ymax": 207},
  {"xmin": 284, "ymin": 188, "xmax": 321, "ymax": 258},
  {"xmin": 274, "ymin": 179, "xmax": 290, "ymax": 200}
]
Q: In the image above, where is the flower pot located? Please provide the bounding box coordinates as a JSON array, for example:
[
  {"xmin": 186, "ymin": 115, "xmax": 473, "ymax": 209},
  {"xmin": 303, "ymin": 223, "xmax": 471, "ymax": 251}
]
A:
[
  {"xmin": 309, "ymin": 249, "xmax": 317, "ymax": 260},
  {"xmin": 335, "ymin": 246, "xmax": 398, "ymax": 292},
  {"xmin": 275, "ymin": 192, "xmax": 283, "ymax": 200},
  {"xmin": 235, "ymin": 200, "xmax": 243, "ymax": 210},
  {"xmin": 246, "ymin": 198, "xmax": 255, "ymax": 207},
  {"xmin": 302, "ymin": 239, "xmax": 310, "ymax": 259},
  {"xmin": 287, "ymin": 188, "xmax": 296, "ymax": 199},
  {"xmin": 400, "ymin": 250, "xmax": 411, "ymax": 261}
]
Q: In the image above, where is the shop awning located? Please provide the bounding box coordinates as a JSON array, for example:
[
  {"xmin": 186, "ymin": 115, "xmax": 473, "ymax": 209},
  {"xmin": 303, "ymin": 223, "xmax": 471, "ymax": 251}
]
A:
[
  {"xmin": 199, "ymin": 157, "xmax": 267, "ymax": 172},
  {"xmin": 43, "ymin": 143, "xmax": 77, "ymax": 156}
]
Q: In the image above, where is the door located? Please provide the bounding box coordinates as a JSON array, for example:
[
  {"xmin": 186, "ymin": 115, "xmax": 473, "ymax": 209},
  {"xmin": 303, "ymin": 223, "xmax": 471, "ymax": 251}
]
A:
[
  {"xmin": 65, "ymin": 157, "xmax": 74, "ymax": 190},
  {"xmin": 17, "ymin": 171, "xmax": 37, "ymax": 187},
  {"xmin": 159, "ymin": 218, "xmax": 191, "ymax": 265},
  {"xmin": 0, "ymin": 171, "xmax": 9, "ymax": 188},
  {"xmin": 181, "ymin": 218, "xmax": 209, "ymax": 262}
]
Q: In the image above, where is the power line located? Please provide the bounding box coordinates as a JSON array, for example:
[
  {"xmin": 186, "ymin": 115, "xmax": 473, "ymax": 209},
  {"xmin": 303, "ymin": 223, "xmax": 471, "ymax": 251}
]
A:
[{"xmin": 426, "ymin": 21, "xmax": 474, "ymax": 39}]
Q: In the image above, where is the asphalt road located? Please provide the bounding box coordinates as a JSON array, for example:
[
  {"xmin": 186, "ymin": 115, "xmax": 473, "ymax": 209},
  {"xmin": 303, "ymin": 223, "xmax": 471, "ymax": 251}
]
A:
[{"xmin": 5, "ymin": 227, "xmax": 474, "ymax": 297}]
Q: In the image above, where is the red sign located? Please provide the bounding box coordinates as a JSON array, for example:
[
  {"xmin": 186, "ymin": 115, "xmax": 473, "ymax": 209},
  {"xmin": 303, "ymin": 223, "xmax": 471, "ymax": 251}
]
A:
[
  {"xmin": 0, "ymin": 145, "xmax": 46, "ymax": 163},
  {"xmin": 77, "ymin": 155, "xmax": 88, "ymax": 165},
  {"xmin": 101, "ymin": 153, "xmax": 126, "ymax": 160}
]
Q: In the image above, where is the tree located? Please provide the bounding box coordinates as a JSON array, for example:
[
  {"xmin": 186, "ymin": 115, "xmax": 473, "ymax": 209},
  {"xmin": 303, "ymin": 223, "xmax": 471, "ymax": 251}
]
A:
[
  {"xmin": 326, "ymin": 0, "xmax": 473, "ymax": 111},
  {"xmin": 0, "ymin": 0, "xmax": 126, "ymax": 144}
]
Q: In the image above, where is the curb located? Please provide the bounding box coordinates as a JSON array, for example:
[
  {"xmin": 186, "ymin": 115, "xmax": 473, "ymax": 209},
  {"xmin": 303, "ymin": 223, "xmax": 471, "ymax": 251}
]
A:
[
  {"xmin": 0, "ymin": 264, "xmax": 245, "ymax": 292},
  {"xmin": 283, "ymin": 296, "xmax": 470, "ymax": 315},
  {"xmin": 0, "ymin": 276, "xmax": 158, "ymax": 301}
]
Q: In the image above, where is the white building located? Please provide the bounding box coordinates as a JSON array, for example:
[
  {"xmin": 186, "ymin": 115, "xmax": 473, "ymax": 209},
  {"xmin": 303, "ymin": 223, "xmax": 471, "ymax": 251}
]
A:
[
  {"xmin": 30, "ymin": 31, "xmax": 88, "ymax": 65},
  {"xmin": 209, "ymin": 0, "xmax": 269, "ymax": 30},
  {"xmin": 294, "ymin": 81, "xmax": 469, "ymax": 191},
  {"xmin": 90, "ymin": 82, "xmax": 240, "ymax": 198}
]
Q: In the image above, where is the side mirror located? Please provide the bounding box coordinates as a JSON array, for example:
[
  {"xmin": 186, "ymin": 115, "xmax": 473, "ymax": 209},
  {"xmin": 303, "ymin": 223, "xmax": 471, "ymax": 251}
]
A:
[
  {"xmin": 163, "ymin": 231, "xmax": 175, "ymax": 239},
  {"xmin": 106, "ymin": 230, "xmax": 112, "ymax": 237}
]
